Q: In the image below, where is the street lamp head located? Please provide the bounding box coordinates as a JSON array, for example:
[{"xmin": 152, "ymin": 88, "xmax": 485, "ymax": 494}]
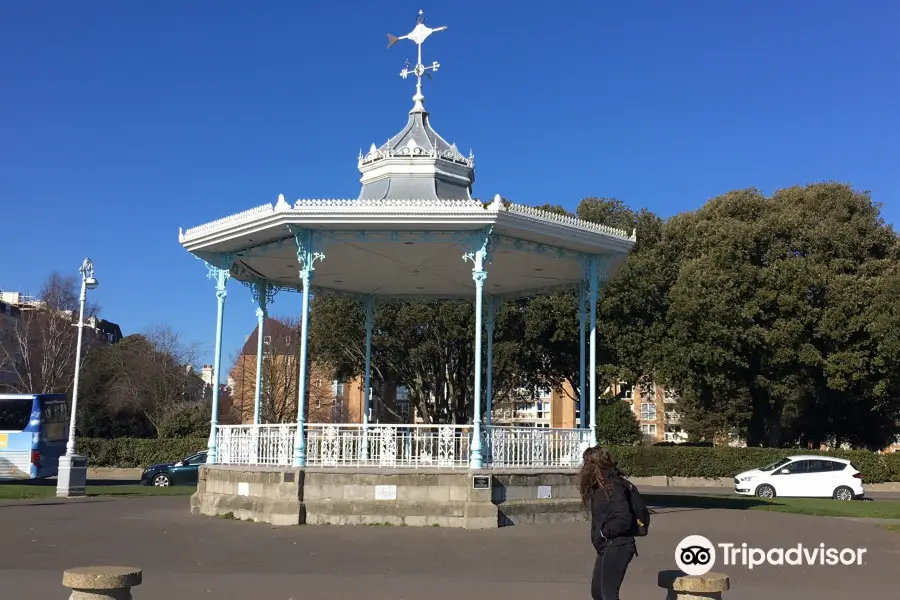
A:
[{"xmin": 79, "ymin": 258, "xmax": 97, "ymax": 289}]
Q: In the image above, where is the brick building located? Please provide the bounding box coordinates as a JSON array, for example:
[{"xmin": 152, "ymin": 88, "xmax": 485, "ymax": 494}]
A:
[{"xmin": 229, "ymin": 318, "xmax": 407, "ymax": 425}]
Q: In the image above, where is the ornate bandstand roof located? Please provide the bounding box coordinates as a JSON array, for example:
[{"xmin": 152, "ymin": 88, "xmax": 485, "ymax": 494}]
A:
[{"xmin": 179, "ymin": 11, "xmax": 636, "ymax": 301}]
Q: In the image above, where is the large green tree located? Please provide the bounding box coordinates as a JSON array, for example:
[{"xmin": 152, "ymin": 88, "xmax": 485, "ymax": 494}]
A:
[{"xmin": 614, "ymin": 183, "xmax": 900, "ymax": 449}]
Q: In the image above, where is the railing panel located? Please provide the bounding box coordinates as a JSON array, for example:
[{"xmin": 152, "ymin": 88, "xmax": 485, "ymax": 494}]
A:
[
  {"xmin": 306, "ymin": 424, "xmax": 472, "ymax": 468},
  {"xmin": 487, "ymin": 427, "xmax": 589, "ymax": 469},
  {"xmin": 215, "ymin": 424, "xmax": 588, "ymax": 469},
  {"xmin": 215, "ymin": 424, "xmax": 296, "ymax": 466}
]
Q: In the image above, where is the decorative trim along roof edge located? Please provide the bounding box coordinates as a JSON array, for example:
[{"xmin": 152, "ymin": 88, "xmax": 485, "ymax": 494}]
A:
[
  {"xmin": 179, "ymin": 195, "xmax": 636, "ymax": 244},
  {"xmin": 504, "ymin": 203, "xmax": 633, "ymax": 241}
]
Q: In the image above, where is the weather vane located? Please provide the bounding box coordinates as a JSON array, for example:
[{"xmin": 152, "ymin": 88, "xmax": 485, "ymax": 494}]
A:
[{"xmin": 386, "ymin": 10, "xmax": 447, "ymax": 111}]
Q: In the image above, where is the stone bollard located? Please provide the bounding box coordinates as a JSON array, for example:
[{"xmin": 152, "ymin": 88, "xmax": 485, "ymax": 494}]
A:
[
  {"xmin": 62, "ymin": 567, "xmax": 142, "ymax": 600},
  {"xmin": 658, "ymin": 570, "xmax": 730, "ymax": 600}
]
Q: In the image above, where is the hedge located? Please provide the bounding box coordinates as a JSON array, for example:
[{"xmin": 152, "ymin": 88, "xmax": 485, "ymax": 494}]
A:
[
  {"xmin": 77, "ymin": 438, "xmax": 207, "ymax": 468},
  {"xmin": 74, "ymin": 438, "xmax": 900, "ymax": 483},
  {"xmin": 609, "ymin": 446, "xmax": 900, "ymax": 484}
]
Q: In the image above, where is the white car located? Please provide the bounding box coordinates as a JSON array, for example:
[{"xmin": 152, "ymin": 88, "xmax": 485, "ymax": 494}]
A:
[{"xmin": 734, "ymin": 455, "xmax": 864, "ymax": 500}]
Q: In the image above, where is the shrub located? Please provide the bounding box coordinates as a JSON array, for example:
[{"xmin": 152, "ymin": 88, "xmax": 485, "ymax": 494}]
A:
[
  {"xmin": 607, "ymin": 446, "xmax": 899, "ymax": 483},
  {"xmin": 77, "ymin": 438, "xmax": 207, "ymax": 468}
]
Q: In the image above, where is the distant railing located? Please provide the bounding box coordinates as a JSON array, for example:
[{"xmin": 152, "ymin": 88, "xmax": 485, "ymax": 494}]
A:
[{"xmin": 214, "ymin": 423, "xmax": 589, "ymax": 469}]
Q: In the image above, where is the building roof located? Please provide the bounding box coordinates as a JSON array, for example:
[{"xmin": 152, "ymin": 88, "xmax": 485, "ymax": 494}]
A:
[
  {"xmin": 240, "ymin": 317, "xmax": 296, "ymax": 356},
  {"xmin": 177, "ymin": 12, "xmax": 637, "ymax": 301},
  {"xmin": 357, "ymin": 105, "xmax": 474, "ymax": 202},
  {"xmin": 357, "ymin": 12, "xmax": 472, "ymax": 203}
]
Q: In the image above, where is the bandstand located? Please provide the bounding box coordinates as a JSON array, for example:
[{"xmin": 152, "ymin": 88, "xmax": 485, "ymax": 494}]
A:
[{"xmin": 181, "ymin": 11, "xmax": 636, "ymax": 527}]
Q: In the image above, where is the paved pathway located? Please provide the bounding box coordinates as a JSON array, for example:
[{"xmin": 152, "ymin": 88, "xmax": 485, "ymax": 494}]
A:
[{"xmin": 0, "ymin": 496, "xmax": 898, "ymax": 599}]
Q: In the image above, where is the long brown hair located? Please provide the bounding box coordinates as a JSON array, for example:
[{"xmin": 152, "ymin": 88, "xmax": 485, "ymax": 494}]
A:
[{"xmin": 577, "ymin": 446, "xmax": 618, "ymax": 505}]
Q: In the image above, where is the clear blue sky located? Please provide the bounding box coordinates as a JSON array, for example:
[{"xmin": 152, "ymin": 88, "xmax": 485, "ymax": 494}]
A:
[{"xmin": 2, "ymin": 1, "xmax": 898, "ymax": 372}]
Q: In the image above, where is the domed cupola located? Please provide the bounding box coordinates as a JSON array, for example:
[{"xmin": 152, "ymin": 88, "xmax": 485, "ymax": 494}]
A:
[{"xmin": 357, "ymin": 10, "xmax": 475, "ymax": 202}]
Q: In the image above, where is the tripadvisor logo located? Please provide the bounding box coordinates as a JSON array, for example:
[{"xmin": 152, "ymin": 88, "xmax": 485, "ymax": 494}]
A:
[{"xmin": 675, "ymin": 535, "xmax": 867, "ymax": 575}]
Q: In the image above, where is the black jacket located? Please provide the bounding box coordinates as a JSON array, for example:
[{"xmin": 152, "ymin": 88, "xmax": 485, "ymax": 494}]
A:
[{"xmin": 590, "ymin": 468, "xmax": 636, "ymax": 552}]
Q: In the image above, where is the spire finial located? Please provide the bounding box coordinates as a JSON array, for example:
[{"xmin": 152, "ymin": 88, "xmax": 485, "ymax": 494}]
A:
[{"xmin": 387, "ymin": 10, "xmax": 447, "ymax": 112}]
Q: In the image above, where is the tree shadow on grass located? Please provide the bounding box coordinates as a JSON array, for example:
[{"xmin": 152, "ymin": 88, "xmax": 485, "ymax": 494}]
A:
[{"xmin": 644, "ymin": 493, "xmax": 775, "ymax": 512}]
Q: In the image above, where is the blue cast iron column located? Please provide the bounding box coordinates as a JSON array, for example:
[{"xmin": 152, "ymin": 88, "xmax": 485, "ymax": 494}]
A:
[
  {"xmin": 292, "ymin": 228, "xmax": 324, "ymax": 467},
  {"xmin": 251, "ymin": 281, "xmax": 269, "ymax": 425},
  {"xmin": 464, "ymin": 229, "xmax": 492, "ymax": 469},
  {"xmin": 578, "ymin": 282, "xmax": 587, "ymax": 431},
  {"xmin": 206, "ymin": 259, "xmax": 231, "ymax": 464},
  {"xmin": 588, "ymin": 256, "xmax": 599, "ymax": 445},
  {"xmin": 363, "ymin": 295, "xmax": 374, "ymax": 426}
]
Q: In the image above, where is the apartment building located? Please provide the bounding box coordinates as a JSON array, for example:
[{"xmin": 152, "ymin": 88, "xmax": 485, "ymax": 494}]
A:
[
  {"xmin": 605, "ymin": 382, "xmax": 687, "ymax": 443},
  {"xmin": 0, "ymin": 291, "xmax": 122, "ymax": 391},
  {"xmin": 491, "ymin": 383, "xmax": 580, "ymax": 429}
]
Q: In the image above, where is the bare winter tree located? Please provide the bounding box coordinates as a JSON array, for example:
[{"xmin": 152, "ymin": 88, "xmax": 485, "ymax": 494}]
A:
[
  {"xmin": 0, "ymin": 273, "xmax": 99, "ymax": 394},
  {"xmin": 106, "ymin": 324, "xmax": 204, "ymax": 436},
  {"xmin": 230, "ymin": 317, "xmax": 300, "ymax": 424}
]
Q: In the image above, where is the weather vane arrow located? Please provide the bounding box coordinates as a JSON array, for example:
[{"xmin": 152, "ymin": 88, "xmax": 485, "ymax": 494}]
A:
[{"xmin": 386, "ymin": 10, "xmax": 446, "ymax": 111}]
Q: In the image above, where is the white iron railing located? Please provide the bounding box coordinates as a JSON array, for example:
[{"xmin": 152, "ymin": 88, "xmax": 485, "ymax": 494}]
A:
[
  {"xmin": 307, "ymin": 423, "xmax": 472, "ymax": 468},
  {"xmin": 214, "ymin": 423, "xmax": 590, "ymax": 469},
  {"xmin": 487, "ymin": 426, "xmax": 590, "ymax": 469},
  {"xmin": 217, "ymin": 424, "xmax": 296, "ymax": 466}
]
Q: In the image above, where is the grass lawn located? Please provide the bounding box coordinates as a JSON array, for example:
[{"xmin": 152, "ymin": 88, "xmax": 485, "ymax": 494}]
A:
[
  {"xmin": 0, "ymin": 482, "xmax": 194, "ymax": 500},
  {"xmin": 644, "ymin": 493, "xmax": 900, "ymax": 519}
]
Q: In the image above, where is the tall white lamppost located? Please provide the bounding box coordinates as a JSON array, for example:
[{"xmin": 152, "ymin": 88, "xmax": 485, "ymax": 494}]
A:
[{"xmin": 56, "ymin": 258, "xmax": 98, "ymax": 498}]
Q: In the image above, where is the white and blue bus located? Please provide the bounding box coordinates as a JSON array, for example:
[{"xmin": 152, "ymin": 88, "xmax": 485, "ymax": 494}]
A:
[{"xmin": 0, "ymin": 394, "xmax": 69, "ymax": 480}]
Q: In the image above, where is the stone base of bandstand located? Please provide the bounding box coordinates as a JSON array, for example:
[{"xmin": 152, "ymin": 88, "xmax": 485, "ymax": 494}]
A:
[{"xmin": 191, "ymin": 465, "xmax": 587, "ymax": 529}]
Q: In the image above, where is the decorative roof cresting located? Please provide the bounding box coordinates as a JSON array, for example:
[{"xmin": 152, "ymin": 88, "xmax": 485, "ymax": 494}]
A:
[{"xmin": 504, "ymin": 199, "xmax": 634, "ymax": 241}]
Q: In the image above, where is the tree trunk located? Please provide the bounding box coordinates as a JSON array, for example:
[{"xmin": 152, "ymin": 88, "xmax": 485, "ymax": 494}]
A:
[{"xmin": 765, "ymin": 397, "xmax": 785, "ymax": 448}]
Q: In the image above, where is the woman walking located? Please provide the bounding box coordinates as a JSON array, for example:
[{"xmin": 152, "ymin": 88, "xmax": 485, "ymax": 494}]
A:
[{"xmin": 578, "ymin": 446, "xmax": 637, "ymax": 600}]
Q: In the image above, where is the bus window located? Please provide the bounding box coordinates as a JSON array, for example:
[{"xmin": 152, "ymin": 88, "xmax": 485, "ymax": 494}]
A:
[
  {"xmin": 40, "ymin": 400, "xmax": 67, "ymax": 442},
  {"xmin": 0, "ymin": 399, "xmax": 33, "ymax": 431}
]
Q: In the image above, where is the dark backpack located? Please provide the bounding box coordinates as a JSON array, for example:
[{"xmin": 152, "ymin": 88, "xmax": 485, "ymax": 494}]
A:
[{"xmin": 620, "ymin": 477, "xmax": 650, "ymax": 536}]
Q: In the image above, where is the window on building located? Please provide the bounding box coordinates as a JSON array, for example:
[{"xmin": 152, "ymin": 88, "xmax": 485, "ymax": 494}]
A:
[
  {"xmin": 335, "ymin": 381, "xmax": 345, "ymax": 397},
  {"xmin": 640, "ymin": 402, "xmax": 656, "ymax": 420},
  {"xmin": 331, "ymin": 396, "xmax": 344, "ymax": 422},
  {"xmin": 395, "ymin": 387, "xmax": 410, "ymax": 421},
  {"xmin": 620, "ymin": 383, "xmax": 634, "ymax": 400},
  {"xmin": 641, "ymin": 423, "xmax": 657, "ymax": 435},
  {"xmin": 264, "ymin": 335, "xmax": 271, "ymax": 345}
]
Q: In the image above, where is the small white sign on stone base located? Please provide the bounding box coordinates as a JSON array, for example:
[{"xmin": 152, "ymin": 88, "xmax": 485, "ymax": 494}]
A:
[
  {"xmin": 237, "ymin": 482, "xmax": 250, "ymax": 496},
  {"xmin": 537, "ymin": 485, "xmax": 552, "ymax": 499},
  {"xmin": 375, "ymin": 485, "xmax": 397, "ymax": 500}
]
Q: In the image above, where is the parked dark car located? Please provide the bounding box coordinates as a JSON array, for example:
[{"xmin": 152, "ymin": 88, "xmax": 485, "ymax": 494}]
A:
[{"xmin": 140, "ymin": 451, "xmax": 207, "ymax": 486}]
